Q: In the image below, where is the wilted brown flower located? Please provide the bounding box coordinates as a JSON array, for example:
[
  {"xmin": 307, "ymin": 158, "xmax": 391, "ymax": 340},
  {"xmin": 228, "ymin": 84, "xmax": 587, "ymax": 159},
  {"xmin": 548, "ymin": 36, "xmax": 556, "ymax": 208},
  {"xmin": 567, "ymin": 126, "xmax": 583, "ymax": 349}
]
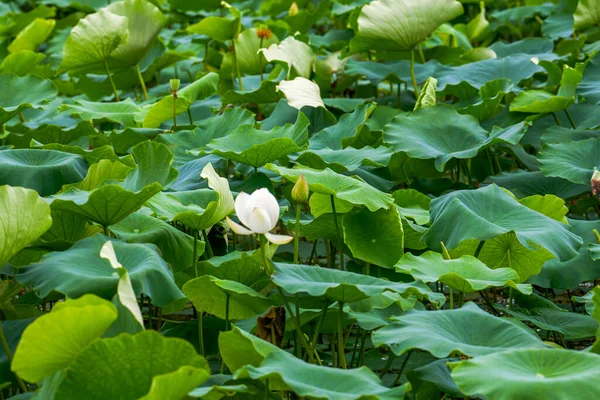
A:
[{"xmin": 256, "ymin": 306, "xmax": 286, "ymax": 346}]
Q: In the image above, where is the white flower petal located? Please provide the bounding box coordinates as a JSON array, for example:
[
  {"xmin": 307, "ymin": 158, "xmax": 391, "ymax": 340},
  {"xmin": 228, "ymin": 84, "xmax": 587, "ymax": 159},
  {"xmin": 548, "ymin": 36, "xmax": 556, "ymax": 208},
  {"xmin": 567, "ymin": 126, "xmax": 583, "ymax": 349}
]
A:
[
  {"xmin": 265, "ymin": 232, "xmax": 294, "ymax": 245},
  {"xmin": 248, "ymin": 188, "xmax": 280, "ymax": 230},
  {"xmin": 246, "ymin": 207, "xmax": 272, "ymax": 234},
  {"xmin": 226, "ymin": 216, "xmax": 253, "ymax": 235},
  {"xmin": 234, "ymin": 192, "xmax": 252, "ymax": 227}
]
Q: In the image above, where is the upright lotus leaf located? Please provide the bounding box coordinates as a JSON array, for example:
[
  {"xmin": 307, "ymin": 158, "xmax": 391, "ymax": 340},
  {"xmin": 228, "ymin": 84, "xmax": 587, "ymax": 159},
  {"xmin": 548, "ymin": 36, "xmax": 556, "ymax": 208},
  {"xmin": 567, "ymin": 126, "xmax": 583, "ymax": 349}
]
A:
[
  {"xmin": 260, "ymin": 36, "xmax": 315, "ymax": 78},
  {"xmin": 40, "ymin": 210, "xmax": 102, "ymax": 248},
  {"xmin": 196, "ymin": 250, "xmax": 269, "ymax": 289},
  {"xmin": 383, "ymin": 105, "xmax": 527, "ymax": 171},
  {"xmin": 61, "ymin": 99, "xmax": 142, "ymax": 127},
  {"xmin": 69, "ymin": 159, "xmax": 132, "ymax": 191},
  {"xmin": 538, "ymin": 137, "xmax": 600, "ymax": 184},
  {"xmin": 276, "ymin": 78, "xmax": 325, "ymax": 110},
  {"xmin": 142, "ymin": 72, "xmax": 219, "ymax": 128},
  {"xmin": 59, "ymin": 8, "xmax": 129, "ymax": 75},
  {"xmin": 342, "ymin": 206, "xmax": 404, "ymax": 269},
  {"xmin": 222, "ymin": 28, "xmax": 279, "ymax": 75},
  {"xmin": 373, "ymin": 303, "xmax": 544, "ymax": 358},
  {"xmin": 105, "ymin": 0, "xmax": 167, "ymax": 69},
  {"xmin": 8, "ymin": 18, "xmax": 55, "ymax": 53},
  {"xmin": 574, "ymin": 0, "xmax": 600, "ymax": 30},
  {"xmin": 265, "ymin": 164, "xmax": 394, "ymax": 212},
  {"xmin": 219, "ymin": 325, "xmax": 281, "ymax": 373},
  {"xmin": 12, "ymin": 295, "xmax": 117, "ymax": 383},
  {"xmin": 55, "ymin": 331, "xmax": 210, "ymax": 399},
  {"xmin": 414, "ymin": 77, "xmax": 438, "ymax": 110},
  {"xmin": 0, "ymin": 74, "xmax": 57, "ymax": 124},
  {"xmin": 186, "ymin": 4, "xmax": 241, "ymax": 42},
  {"xmin": 183, "ymin": 275, "xmax": 271, "ymax": 320},
  {"xmin": 349, "ymin": 0, "xmax": 464, "ymax": 52},
  {"xmin": 0, "ymin": 50, "xmax": 47, "ymax": 76},
  {"xmin": 309, "ymin": 104, "xmax": 376, "ymax": 150},
  {"xmin": 422, "ymin": 184, "xmax": 582, "ymax": 261},
  {"xmin": 272, "ymin": 263, "xmax": 444, "ymax": 305},
  {"xmin": 392, "ymin": 189, "xmax": 430, "ymax": 225},
  {"xmin": 121, "ymin": 141, "xmax": 178, "ymax": 191},
  {"xmin": 449, "ymin": 349, "xmax": 600, "ymax": 400},
  {"xmin": 0, "ymin": 149, "xmax": 88, "ymax": 196},
  {"xmin": 0, "ymin": 186, "xmax": 52, "ymax": 266},
  {"xmin": 396, "ymin": 252, "xmax": 532, "ymax": 293},
  {"xmin": 146, "ymin": 163, "xmax": 234, "ymax": 232},
  {"xmin": 296, "ymin": 146, "xmax": 395, "ymax": 173},
  {"xmin": 17, "ymin": 235, "xmax": 185, "ymax": 307},
  {"xmin": 190, "ymin": 113, "xmax": 309, "ymax": 167},
  {"xmin": 111, "ymin": 212, "xmax": 197, "ymax": 272},
  {"xmin": 309, "ymin": 193, "xmax": 354, "ymax": 218}
]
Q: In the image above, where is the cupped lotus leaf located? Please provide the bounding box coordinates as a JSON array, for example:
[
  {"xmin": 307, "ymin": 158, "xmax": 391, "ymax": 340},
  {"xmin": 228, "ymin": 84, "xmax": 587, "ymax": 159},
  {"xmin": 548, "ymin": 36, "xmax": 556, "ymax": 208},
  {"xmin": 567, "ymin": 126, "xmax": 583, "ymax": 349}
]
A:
[
  {"xmin": 69, "ymin": 159, "xmax": 132, "ymax": 191},
  {"xmin": 0, "ymin": 74, "xmax": 57, "ymax": 124},
  {"xmin": 186, "ymin": 12, "xmax": 241, "ymax": 43},
  {"xmin": 197, "ymin": 250, "xmax": 269, "ymax": 289},
  {"xmin": 486, "ymin": 170, "xmax": 589, "ymax": 199},
  {"xmin": 373, "ymin": 302, "xmax": 545, "ymax": 358},
  {"xmin": 392, "ymin": 189, "xmax": 430, "ymax": 225},
  {"xmin": 234, "ymin": 349, "xmax": 406, "ymax": 400},
  {"xmin": 265, "ymin": 164, "xmax": 394, "ymax": 212},
  {"xmin": 17, "ymin": 235, "xmax": 185, "ymax": 307},
  {"xmin": 222, "ymin": 28, "xmax": 279, "ymax": 75},
  {"xmin": 183, "ymin": 275, "xmax": 271, "ymax": 320},
  {"xmin": 272, "ymin": 262, "xmax": 444, "ymax": 305},
  {"xmin": 276, "ymin": 78, "xmax": 324, "ymax": 110},
  {"xmin": 105, "ymin": 0, "xmax": 167, "ymax": 69},
  {"xmin": 219, "ymin": 325, "xmax": 281, "ymax": 373},
  {"xmin": 422, "ymin": 184, "xmax": 582, "ymax": 261},
  {"xmin": 260, "ymin": 36, "xmax": 315, "ymax": 79},
  {"xmin": 342, "ymin": 206, "xmax": 404, "ymax": 269},
  {"xmin": 146, "ymin": 163, "xmax": 234, "ymax": 231},
  {"xmin": 349, "ymin": 0, "xmax": 464, "ymax": 52},
  {"xmin": 191, "ymin": 113, "xmax": 309, "ymax": 167},
  {"xmin": 296, "ymin": 146, "xmax": 395, "ymax": 173},
  {"xmin": 11, "ymin": 294, "xmax": 117, "ymax": 383},
  {"xmin": 309, "ymin": 103, "xmax": 376, "ymax": 150},
  {"xmin": 449, "ymin": 348, "xmax": 600, "ymax": 400},
  {"xmin": 395, "ymin": 252, "xmax": 532, "ymax": 293},
  {"xmin": 0, "ymin": 149, "xmax": 87, "ymax": 196},
  {"xmin": 0, "ymin": 185, "xmax": 52, "ymax": 266},
  {"xmin": 39, "ymin": 210, "xmax": 102, "ymax": 248},
  {"xmin": 538, "ymin": 137, "xmax": 600, "ymax": 184},
  {"xmin": 8, "ymin": 18, "xmax": 55, "ymax": 53},
  {"xmin": 55, "ymin": 331, "xmax": 210, "ymax": 400},
  {"xmin": 142, "ymin": 72, "xmax": 219, "ymax": 128},
  {"xmin": 46, "ymin": 182, "xmax": 162, "ymax": 227},
  {"xmin": 121, "ymin": 141, "xmax": 178, "ymax": 191},
  {"xmin": 574, "ymin": 0, "xmax": 600, "ymax": 30},
  {"xmin": 383, "ymin": 105, "xmax": 527, "ymax": 171},
  {"xmin": 61, "ymin": 98, "xmax": 141, "ymax": 127},
  {"xmin": 221, "ymin": 79, "xmax": 280, "ymax": 105},
  {"xmin": 59, "ymin": 8, "xmax": 129, "ymax": 75},
  {"xmin": 37, "ymin": 143, "xmax": 135, "ymax": 167}
]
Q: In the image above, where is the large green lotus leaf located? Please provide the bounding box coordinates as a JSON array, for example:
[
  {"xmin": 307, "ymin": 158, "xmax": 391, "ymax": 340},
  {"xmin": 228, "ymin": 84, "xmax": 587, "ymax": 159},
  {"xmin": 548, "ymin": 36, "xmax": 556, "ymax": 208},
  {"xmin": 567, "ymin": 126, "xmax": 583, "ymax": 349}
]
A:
[
  {"xmin": 373, "ymin": 302, "xmax": 544, "ymax": 358},
  {"xmin": 61, "ymin": 98, "xmax": 141, "ymax": 127},
  {"xmin": 0, "ymin": 74, "xmax": 57, "ymax": 124},
  {"xmin": 59, "ymin": 8, "xmax": 129, "ymax": 75},
  {"xmin": 272, "ymin": 262, "xmax": 444, "ymax": 305},
  {"xmin": 0, "ymin": 149, "xmax": 87, "ymax": 196},
  {"xmin": 296, "ymin": 146, "xmax": 395, "ymax": 173},
  {"xmin": 111, "ymin": 212, "xmax": 197, "ymax": 272},
  {"xmin": 222, "ymin": 28, "xmax": 279, "ymax": 75},
  {"xmin": 284, "ymin": 213, "xmax": 342, "ymax": 242},
  {"xmin": 219, "ymin": 325, "xmax": 281, "ymax": 373},
  {"xmin": 538, "ymin": 137, "xmax": 600, "ymax": 184},
  {"xmin": 55, "ymin": 331, "xmax": 210, "ymax": 400},
  {"xmin": 342, "ymin": 206, "xmax": 404, "ymax": 269},
  {"xmin": 68, "ymin": 159, "xmax": 132, "ymax": 191},
  {"xmin": 105, "ymin": 0, "xmax": 166, "ymax": 69},
  {"xmin": 191, "ymin": 113, "xmax": 309, "ymax": 167},
  {"xmin": 46, "ymin": 182, "xmax": 162, "ymax": 227},
  {"xmin": 308, "ymin": 104, "xmax": 375, "ymax": 150},
  {"xmin": 486, "ymin": 170, "xmax": 589, "ymax": 199},
  {"xmin": 578, "ymin": 54, "xmax": 600, "ymax": 105},
  {"xmin": 383, "ymin": 105, "xmax": 527, "ymax": 171},
  {"xmin": 142, "ymin": 72, "xmax": 219, "ymax": 128},
  {"xmin": 422, "ymin": 184, "xmax": 582, "ymax": 262},
  {"xmin": 265, "ymin": 164, "xmax": 393, "ymax": 212},
  {"xmin": 196, "ymin": 250, "xmax": 269, "ymax": 289},
  {"xmin": 392, "ymin": 189, "xmax": 430, "ymax": 225},
  {"xmin": 121, "ymin": 141, "xmax": 178, "ymax": 191},
  {"xmin": 12, "ymin": 294, "xmax": 117, "ymax": 383},
  {"xmin": 186, "ymin": 12, "xmax": 241, "ymax": 43},
  {"xmin": 0, "ymin": 185, "xmax": 52, "ymax": 266},
  {"xmin": 8, "ymin": 18, "xmax": 55, "ymax": 53},
  {"xmin": 449, "ymin": 348, "xmax": 600, "ymax": 400},
  {"xmin": 7, "ymin": 120, "xmax": 98, "ymax": 147},
  {"xmin": 183, "ymin": 275, "xmax": 271, "ymax": 320},
  {"xmin": 146, "ymin": 163, "xmax": 234, "ymax": 231},
  {"xmin": 532, "ymin": 220, "xmax": 600, "ymax": 289},
  {"xmin": 0, "ymin": 50, "xmax": 47, "ymax": 77},
  {"xmin": 260, "ymin": 36, "xmax": 315, "ymax": 79},
  {"xmin": 395, "ymin": 252, "xmax": 531, "ymax": 294},
  {"xmin": 18, "ymin": 235, "xmax": 185, "ymax": 306},
  {"xmin": 39, "ymin": 210, "xmax": 102, "ymax": 248},
  {"xmin": 221, "ymin": 79, "xmax": 280, "ymax": 105},
  {"xmin": 37, "ymin": 143, "xmax": 135, "ymax": 168},
  {"xmin": 349, "ymin": 0, "xmax": 464, "ymax": 52},
  {"xmin": 309, "ymin": 193, "xmax": 354, "ymax": 219},
  {"xmin": 499, "ymin": 293, "xmax": 598, "ymax": 340},
  {"xmin": 574, "ymin": 0, "xmax": 600, "ymax": 30},
  {"xmin": 235, "ymin": 349, "xmax": 406, "ymax": 400},
  {"xmin": 541, "ymin": 126, "xmax": 600, "ymax": 145}
]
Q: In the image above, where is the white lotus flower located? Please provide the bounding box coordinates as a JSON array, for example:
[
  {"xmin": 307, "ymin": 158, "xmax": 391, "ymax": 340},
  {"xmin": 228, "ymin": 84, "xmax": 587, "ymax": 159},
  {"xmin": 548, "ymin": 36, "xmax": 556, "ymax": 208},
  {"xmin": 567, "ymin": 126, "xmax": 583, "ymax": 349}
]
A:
[{"xmin": 226, "ymin": 188, "xmax": 293, "ymax": 245}]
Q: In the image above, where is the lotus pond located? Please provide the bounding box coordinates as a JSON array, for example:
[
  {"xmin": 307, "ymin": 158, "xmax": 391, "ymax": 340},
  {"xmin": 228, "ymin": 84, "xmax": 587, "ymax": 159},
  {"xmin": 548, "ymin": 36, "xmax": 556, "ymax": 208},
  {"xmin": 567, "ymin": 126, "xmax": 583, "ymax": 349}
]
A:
[{"xmin": 1, "ymin": 0, "xmax": 600, "ymax": 399}]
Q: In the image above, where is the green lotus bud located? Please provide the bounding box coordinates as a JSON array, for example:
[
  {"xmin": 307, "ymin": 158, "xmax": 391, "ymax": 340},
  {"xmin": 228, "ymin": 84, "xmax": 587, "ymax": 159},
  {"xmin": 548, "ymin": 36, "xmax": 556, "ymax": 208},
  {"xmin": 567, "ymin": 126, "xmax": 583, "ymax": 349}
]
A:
[
  {"xmin": 291, "ymin": 174, "xmax": 309, "ymax": 203},
  {"xmin": 170, "ymin": 78, "xmax": 180, "ymax": 92},
  {"xmin": 289, "ymin": 2, "xmax": 299, "ymax": 16},
  {"xmin": 591, "ymin": 169, "xmax": 600, "ymax": 197}
]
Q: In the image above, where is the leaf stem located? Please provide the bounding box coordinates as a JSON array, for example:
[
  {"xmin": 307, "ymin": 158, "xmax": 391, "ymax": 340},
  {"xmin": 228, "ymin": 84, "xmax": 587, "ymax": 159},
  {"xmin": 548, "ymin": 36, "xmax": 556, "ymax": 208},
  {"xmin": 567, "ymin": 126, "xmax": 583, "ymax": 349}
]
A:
[
  {"xmin": 564, "ymin": 109, "xmax": 577, "ymax": 129},
  {"xmin": 103, "ymin": 59, "xmax": 120, "ymax": 102},
  {"xmin": 337, "ymin": 301, "xmax": 347, "ymax": 368},
  {"xmin": 193, "ymin": 231, "xmax": 205, "ymax": 357},
  {"xmin": 231, "ymin": 39, "xmax": 244, "ymax": 91},
  {"xmin": 474, "ymin": 240, "xmax": 486, "ymax": 258},
  {"xmin": 391, "ymin": 350, "xmax": 413, "ymax": 386},
  {"xmin": 135, "ymin": 64, "xmax": 148, "ymax": 101},
  {"xmin": 330, "ymin": 195, "xmax": 343, "ymax": 270},
  {"xmin": 276, "ymin": 286, "xmax": 315, "ymax": 363},
  {"xmin": 310, "ymin": 299, "xmax": 329, "ymax": 360},
  {"xmin": 294, "ymin": 204, "xmax": 301, "ymax": 264},
  {"xmin": 172, "ymin": 92, "xmax": 177, "ymax": 131},
  {"xmin": 0, "ymin": 322, "xmax": 27, "ymax": 393},
  {"xmin": 410, "ymin": 49, "xmax": 419, "ymax": 98},
  {"xmin": 202, "ymin": 229, "xmax": 214, "ymax": 259}
]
